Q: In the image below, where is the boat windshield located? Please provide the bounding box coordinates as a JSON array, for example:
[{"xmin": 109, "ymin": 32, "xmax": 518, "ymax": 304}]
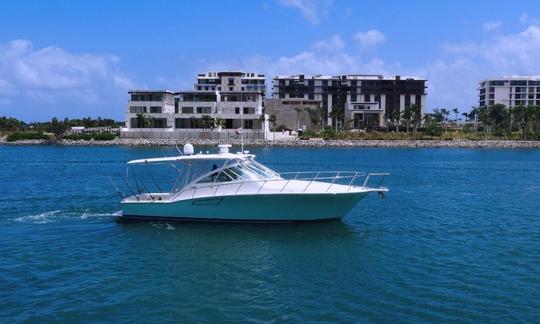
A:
[{"xmin": 194, "ymin": 159, "xmax": 279, "ymax": 185}]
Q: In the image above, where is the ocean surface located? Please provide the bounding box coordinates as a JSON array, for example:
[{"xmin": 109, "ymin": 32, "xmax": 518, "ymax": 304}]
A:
[{"xmin": 1, "ymin": 145, "xmax": 539, "ymax": 322}]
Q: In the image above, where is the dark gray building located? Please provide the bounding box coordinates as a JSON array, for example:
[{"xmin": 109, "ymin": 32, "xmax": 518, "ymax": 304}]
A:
[{"xmin": 272, "ymin": 74, "xmax": 427, "ymax": 129}]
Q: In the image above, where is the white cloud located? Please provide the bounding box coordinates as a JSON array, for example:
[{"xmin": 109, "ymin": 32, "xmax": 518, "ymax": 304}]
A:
[
  {"xmin": 202, "ymin": 34, "xmax": 395, "ymax": 91},
  {"xmin": 313, "ymin": 35, "xmax": 344, "ymax": 52},
  {"xmin": 354, "ymin": 30, "xmax": 386, "ymax": 49},
  {"xmin": 414, "ymin": 24, "xmax": 540, "ymax": 110},
  {"xmin": 482, "ymin": 21, "xmax": 502, "ymax": 33},
  {"xmin": 196, "ymin": 22, "xmax": 540, "ymax": 114},
  {"xmin": 0, "ymin": 39, "xmax": 136, "ymax": 119},
  {"xmin": 519, "ymin": 13, "xmax": 540, "ymax": 26},
  {"xmin": 441, "ymin": 25, "xmax": 540, "ymax": 72},
  {"xmin": 278, "ymin": 0, "xmax": 332, "ymax": 25}
]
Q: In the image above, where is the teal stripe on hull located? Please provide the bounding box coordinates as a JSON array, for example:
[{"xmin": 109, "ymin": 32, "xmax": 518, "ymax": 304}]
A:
[{"xmin": 121, "ymin": 192, "xmax": 368, "ymax": 221}]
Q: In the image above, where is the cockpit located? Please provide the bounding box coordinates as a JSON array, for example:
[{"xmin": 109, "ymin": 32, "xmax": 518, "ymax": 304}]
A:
[{"xmin": 195, "ymin": 158, "xmax": 281, "ymax": 184}]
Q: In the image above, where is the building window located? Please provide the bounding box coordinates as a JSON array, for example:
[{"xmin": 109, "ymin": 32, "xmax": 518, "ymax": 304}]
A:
[
  {"xmin": 244, "ymin": 120, "xmax": 254, "ymax": 129},
  {"xmin": 490, "ymin": 80, "xmax": 505, "ymax": 86},
  {"xmin": 196, "ymin": 107, "xmax": 212, "ymax": 114},
  {"xmin": 489, "ymin": 87, "xmax": 495, "ymax": 93},
  {"xmin": 149, "ymin": 106, "xmax": 162, "ymax": 113},
  {"xmin": 243, "ymin": 107, "xmax": 255, "ymax": 114},
  {"xmin": 130, "ymin": 106, "xmax": 146, "ymax": 114},
  {"xmin": 235, "ymin": 107, "xmax": 240, "ymax": 114},
  {"xmin": 175, "ymin": 118, "xmax": 191, "ymax": 129},
  {"xmin": 182, "ymin": 107, "xmax": 194, "ymax": 114},
  {"xmin": 130, "ymin": 93, "xmax": 163, "ymax": 101},
  {"xmin": 364, "ymin": 94, "xmax": 370, "ymax": 102},
  {"xmin": 351, "ymin": 94, "xmax": 357, "ymax": 102},
  {"xmin": 489, "ymin": 94, "xmax": 494, "ymax": 99},
  {"xmin": 510, "ymin": 80, "xmax": 527, "ymax": 86}
]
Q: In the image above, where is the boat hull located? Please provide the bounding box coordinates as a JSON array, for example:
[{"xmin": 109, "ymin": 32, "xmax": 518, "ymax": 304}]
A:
[{"xmin": 120, "ymin": 192, "xmax": 368, "ymax": 222}]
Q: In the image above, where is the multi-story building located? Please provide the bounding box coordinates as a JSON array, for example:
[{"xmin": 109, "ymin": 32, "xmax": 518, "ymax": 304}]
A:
[
  {"xmin": 123, "ymin": 72, "xmax": 266, "ymax": 139},
  {"xmin": 125, "ymin": 90, "xmax": 175, "ymax": 129},
  {"xmin": 479, "ymin": 76, "xmax": 540, "ymax": 108},
  {"xmin": 175, "ymin": 72, "xmax": 265, "ymax": 131},
  {"xmin": 272, "ymin": 74, "xmax": 427, "ymax": 129}
]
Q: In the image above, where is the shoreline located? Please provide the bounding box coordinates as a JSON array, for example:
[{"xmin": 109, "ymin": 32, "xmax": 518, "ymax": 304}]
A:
[{"xmin": 2, "ymin": 138, "xmax": 540, "ymax": 148}]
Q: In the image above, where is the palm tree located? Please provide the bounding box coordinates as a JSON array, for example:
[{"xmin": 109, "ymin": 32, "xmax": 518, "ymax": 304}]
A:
[
  {"xmin": 439, "ymin": 108, "xmax": 450, "ymax": 132},
  {"xmin": 390, "ymin": 109, "xmax": 400, "ymax": 132},
  {"xmin": 401, "ymin": 106, "xmax": 413, "ymax": 133},
  {"xmin": 269, "ymin": 114, "xmax": 277, "ymax": 140},
  {"xmin": 452, "ymin": 108, "xmax": 459, "ymax": 124},
  {"xmin": 201, "ymin": 115, "xmax": 213, "ymax": 130},
  {"xmin": 190, "ymin": 117, "xmax": 201, "ymax": 129},
  {"xmin": 145, "ymin": 116, "xmax": 154, "ymax": 128},
  {"xmin": 307, "ymin": 107, "xmax": 322, "ymax": 131},
  {"xmin": 257, "ymin": 115, "xmax": 267, "ymax": 137},
  {"xmin": 214, "ymin": 117, "xmax": 224, "ymax": 131},
  {"xmin": 412, "ymin": 104, "xmax": 422, "ymax": 134},
  {"xmin": 477, "ymin": 106, "xmax": 491, "ymax": 136},
  {"xmin": 329, "ymin": 106, "xmax": 344, "ymax": 131},
  {"xmin": 136, "ymin": 113, "xmax": 145, "ymax": 128}
]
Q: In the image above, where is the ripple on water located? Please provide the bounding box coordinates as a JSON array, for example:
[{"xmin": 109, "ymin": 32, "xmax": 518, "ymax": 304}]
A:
[{"xmin": 1, "ymin": 146, "xmax": 540, "ymax": 322}]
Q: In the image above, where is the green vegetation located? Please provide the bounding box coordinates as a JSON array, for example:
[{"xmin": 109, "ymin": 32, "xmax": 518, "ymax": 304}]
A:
[
  {"xmin": 1, "ymin": 116, "xmax": 121, "ymax": 141},
  {"xmin": 297, "ymin": 104, "xmax": 540, "ymax": 141},
  {"xmin": 6, "ymin": 132, "xmax": 50, "ymax": 142},
  {"xmin": 1, "ymin": 116, "xmax": 121, "ymax": 134}
]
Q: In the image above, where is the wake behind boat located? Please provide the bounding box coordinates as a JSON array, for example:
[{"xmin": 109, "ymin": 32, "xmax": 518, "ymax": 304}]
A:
[{"xmin": 113, "ymin": 144, "xmax": 389, "ymax": 222}]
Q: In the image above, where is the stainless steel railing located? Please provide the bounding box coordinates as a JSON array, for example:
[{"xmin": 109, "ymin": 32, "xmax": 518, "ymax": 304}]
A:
[{"xmin": 163, "ymin": 171, "xmax": 389, "ymax": 201}]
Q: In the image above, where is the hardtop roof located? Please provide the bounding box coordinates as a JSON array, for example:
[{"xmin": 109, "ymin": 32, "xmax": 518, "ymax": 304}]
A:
[{"xmin": 127, "ymin": 152, "xmax": 254, "ymax": 165}]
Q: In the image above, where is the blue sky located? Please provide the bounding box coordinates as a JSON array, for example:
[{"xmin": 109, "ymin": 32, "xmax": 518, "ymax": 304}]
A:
[{"xmin": 1, "ymin": 0, "xmax": 540, "ymax": 121}]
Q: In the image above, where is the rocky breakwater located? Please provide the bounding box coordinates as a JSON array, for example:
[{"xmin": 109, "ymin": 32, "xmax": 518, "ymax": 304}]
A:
[{"xmin": 2, "ymin": 137, "xmax": 540, "ymax": 148}]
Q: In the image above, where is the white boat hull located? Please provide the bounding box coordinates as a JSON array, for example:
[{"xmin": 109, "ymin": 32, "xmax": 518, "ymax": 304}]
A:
[{"xmin": 120, "ymin": 191, "xmax": 368, "ymax": 222}]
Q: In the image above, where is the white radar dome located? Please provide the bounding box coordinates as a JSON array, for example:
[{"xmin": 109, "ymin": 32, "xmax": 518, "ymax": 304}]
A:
[{"xmin": 183, "ymin": 143, "xmax": 194, "ymax": 155}]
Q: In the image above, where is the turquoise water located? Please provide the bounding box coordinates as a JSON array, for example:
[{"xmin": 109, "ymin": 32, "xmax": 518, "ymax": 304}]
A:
[{"xmin": 1, "ymin": 146, "xmax": 539, "ymax": 322}]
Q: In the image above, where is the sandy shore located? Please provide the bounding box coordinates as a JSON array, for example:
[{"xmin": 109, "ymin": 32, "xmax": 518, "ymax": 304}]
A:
[{"xmin": 2, "ymin": 137, "xmax": 540, "ymax": 148}]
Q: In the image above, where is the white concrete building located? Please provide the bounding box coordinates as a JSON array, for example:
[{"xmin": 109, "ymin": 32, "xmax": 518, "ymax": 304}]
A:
[
  {"xmin": 125, "ymin": 90, "xmax": 175, "ymax": 129},
  {"xmin": 479, "ymin": 76, "xmax": 540, "ymax": 107},
  {"xmin": 122, "ymin": 72, "xmax": 266, "ymax": 139}
]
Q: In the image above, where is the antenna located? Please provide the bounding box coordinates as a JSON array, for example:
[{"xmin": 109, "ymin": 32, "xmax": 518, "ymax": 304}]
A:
[
  {"xmin": 236, "ymin": 128, "xmax": 244, "ymax": 153},
  {"xmin": 175, "ymin": 144, "xmax": 183, "ymax": 155}
]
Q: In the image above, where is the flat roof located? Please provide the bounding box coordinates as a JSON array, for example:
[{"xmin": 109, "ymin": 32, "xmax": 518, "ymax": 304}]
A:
[
  {"xmin": 480, "ymin": 76, "xmax": 540, "ymax": 82},
  {"xmin": 272, "ymin": 74, "xmax": 426, "ymax": 81},
  {"xmin": 177, "ymin": 91, "xmax": 263, "ymax": 95},
  {"xmin": 128, "ymin": 90, "xmax": 175, "ymax": 94},
  {"xmin": 127, "ymin": 152, "xmax": 253, "ymax": 164}
]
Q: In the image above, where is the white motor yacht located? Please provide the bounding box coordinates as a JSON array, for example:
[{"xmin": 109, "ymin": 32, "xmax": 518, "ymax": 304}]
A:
[{"xmin": 115, "ymin": 144, "xmax": 388, "ymax": 222}]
